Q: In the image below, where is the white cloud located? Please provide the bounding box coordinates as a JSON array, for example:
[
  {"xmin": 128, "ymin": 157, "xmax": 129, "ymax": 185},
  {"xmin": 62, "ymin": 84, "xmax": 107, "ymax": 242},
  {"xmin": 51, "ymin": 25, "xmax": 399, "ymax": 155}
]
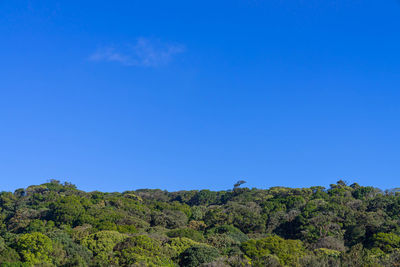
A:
[{"xmin": 89, "ymin": 38, "xmax": 185, "ymax": 67}]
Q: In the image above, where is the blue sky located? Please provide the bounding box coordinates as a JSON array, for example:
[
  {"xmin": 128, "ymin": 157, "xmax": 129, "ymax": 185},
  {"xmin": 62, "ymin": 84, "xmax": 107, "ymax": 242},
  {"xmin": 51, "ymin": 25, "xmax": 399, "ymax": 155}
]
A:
[{"xmin": 1, "ymin": 0, "xmax": 400, "ymax": 192}]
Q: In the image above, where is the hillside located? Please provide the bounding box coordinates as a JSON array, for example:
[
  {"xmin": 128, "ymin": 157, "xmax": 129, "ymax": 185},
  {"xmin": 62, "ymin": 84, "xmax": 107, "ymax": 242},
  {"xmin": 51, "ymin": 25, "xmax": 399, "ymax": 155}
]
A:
[{"xmin": 0, "ymin": 180, "xmax": 400, "ymax": 266}]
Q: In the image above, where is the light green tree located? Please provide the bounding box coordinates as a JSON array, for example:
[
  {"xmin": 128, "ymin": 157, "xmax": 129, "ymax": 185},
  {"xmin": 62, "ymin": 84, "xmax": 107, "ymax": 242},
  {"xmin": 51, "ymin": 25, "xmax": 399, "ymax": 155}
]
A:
[{"xmin": 16, "ymin": 232, "xmax": 54, "ymax": 265}]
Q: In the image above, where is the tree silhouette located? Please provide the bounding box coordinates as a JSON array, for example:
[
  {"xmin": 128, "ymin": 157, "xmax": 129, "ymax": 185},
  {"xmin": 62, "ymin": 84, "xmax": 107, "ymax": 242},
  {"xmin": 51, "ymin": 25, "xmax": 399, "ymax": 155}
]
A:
[{"xmin": 234, "ymin": 180, "xmax": 247, "ymax": 189}]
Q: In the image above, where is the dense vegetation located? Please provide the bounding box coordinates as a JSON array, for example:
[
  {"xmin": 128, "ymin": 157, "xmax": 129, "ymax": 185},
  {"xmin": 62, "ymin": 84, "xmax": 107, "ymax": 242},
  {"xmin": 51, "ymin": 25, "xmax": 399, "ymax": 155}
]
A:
[{"xmin": 1, "ymin": 180, "xmax": 400, "ymax": 266}]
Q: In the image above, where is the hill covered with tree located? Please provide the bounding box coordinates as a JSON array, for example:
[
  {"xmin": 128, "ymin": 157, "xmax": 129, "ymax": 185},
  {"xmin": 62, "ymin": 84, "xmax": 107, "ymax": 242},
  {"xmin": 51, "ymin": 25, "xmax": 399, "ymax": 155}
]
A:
[{"xmin": 1, "ymin": 180, "xmax": 400, "ymax": 266}]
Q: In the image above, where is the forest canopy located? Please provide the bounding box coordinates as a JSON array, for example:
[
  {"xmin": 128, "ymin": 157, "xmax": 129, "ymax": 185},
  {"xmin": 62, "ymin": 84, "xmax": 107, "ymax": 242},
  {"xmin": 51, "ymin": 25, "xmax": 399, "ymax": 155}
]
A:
[{"xmin": 1, "ymin": 180, "xmax": 400, "ymax": 266}]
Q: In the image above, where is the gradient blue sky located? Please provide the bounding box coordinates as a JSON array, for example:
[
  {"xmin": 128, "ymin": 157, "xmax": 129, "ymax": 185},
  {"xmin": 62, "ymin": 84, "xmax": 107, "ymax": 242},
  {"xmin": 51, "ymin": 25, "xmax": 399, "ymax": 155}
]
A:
[{"xmin": 1, "ymin": 0, "xmax": 400, "ymax": 192}]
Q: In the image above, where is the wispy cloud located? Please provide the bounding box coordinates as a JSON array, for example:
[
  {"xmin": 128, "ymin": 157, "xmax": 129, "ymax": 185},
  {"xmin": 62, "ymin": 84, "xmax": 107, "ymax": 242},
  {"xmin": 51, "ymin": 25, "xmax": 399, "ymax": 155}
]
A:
[{"xmin": 89, "ymin": 38, "xmax": 185, "ymax": 67}]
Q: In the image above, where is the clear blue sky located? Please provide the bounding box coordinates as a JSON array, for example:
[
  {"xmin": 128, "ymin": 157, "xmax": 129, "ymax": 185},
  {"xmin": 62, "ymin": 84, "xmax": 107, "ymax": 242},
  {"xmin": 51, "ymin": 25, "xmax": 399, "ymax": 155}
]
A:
[{"xmin": 1, "ymin": 0, "xmax": 400, "ymax": 192}]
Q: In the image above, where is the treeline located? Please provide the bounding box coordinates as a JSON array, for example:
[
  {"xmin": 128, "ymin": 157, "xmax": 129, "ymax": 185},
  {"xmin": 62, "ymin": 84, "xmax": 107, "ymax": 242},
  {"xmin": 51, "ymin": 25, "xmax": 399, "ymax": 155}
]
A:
[{"xmin": 1, "ymin": 180, "xmax": 400, "ymax": 266}]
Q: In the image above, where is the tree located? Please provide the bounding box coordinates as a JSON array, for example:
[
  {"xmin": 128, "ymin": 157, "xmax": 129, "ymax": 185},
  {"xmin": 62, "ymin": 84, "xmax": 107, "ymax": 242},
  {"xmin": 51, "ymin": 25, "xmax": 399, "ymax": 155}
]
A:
[
  {"xmin": 179, "ymin": 245, "xmax": 220, "ymax": 267},
  {"xmin": 82, "ymin": 230, "xmax": 126, "ymax": 264},
  {"xmin": 47, "ymin": 230, "xmax": 92, "ymax": 266},
  {"xmin": 114, "ymin": 235, "xmax": 174, "ymax": 266},
  {"xmin": 234, "ymin": 180, "xmax": 247, "ymax": 189},
  {"xmin": 206, "ymin": 225, "xmax": 248, "ymax": 243},
  {"xmin": 166, "ymin": 228, "xmax": 205, "ymax": 242},
  {"xmin": 50, "ymin": 196, "xmax": 85, "ymax": 226},
  {"xmin": 241, "ymin": 235, "xmax": 306, "ymax": 266},
  {"xmin": 372, "ymin": 232, "xmax": 400, "ymax": 253},
  {"xmin": 16, "ymin": 232, "xmax": 54, "ymax": 265}
]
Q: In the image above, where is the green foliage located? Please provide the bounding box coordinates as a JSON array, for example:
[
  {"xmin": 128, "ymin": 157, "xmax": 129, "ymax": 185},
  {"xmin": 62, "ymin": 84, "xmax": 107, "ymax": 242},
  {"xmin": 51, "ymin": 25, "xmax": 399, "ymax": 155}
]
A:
[
  {"xmin": 190, "ymin": 206, "xmax": 205, "ymax": 221},
  {"xmin": 189, "ymin": 190, "xmax": 219, "ymax": 206},
  {"xmin": 166, "ymin": 228, "xmax": 205, "ymax": 242},
  {"xmin": 1, "ymin": 181, "xmax": 400, "ymax": 266},
  {"xmin": 16, "ymin": 232, "xmax": 54, "ymax": 265},
  {"xmin": 82, "ymin": 230, "xmax": 126, "ymax": 264},
  {"xmin": 206, "ymin": 234, "xmax": 238, "ymax": 255},
  {"xmin": 114, "ymin": 235, "xmax": 174, "ymax": 266},
  {"xmin": 207, "ymin": 225, "xmax": 248, "ymax": 243},
  {"xmin": 179, "ymin": 245, "xmax": 220, "ymax": 267},
  {"xmin": 242, "ymin": 235, "xmax": 306, "ymax": 266},
  {"xmin": 314, "ymin": 248, "xmax": 341, "ymax": 257},
  {"xmin": 25, "ymin": 220, "xmax": 55, "ymax": 233},
  {"xmin": 205, "ymin": 225, "xmax": 248, "ymax": 255},
  {"xmin": 116, "ymin": 224, "xmax": 137, "ymax": 234},
  {"xmin": 50, "ymin": 196, "xmax": 85, "ymax": 226},
  {"xmin": 0, "ymin": 247, "xmax": 22, "ymax": 265},
  {"xmin": 0, "ymin": 262, "xmax": 29, "ymax": 267},
  {"xmin": 372, "ymin": 232, "xmax": 400, "ymax": 252},
  {"xmin": 167, "ymin": 237, "xmax": 200, "ymax": 256},
  {"xmin": 151, "ymin": 209, "xmax": 188, "ymax": 229},
  {"xmin": 47, "ymin": 230, "xmax": 92, "ymax": 266}
]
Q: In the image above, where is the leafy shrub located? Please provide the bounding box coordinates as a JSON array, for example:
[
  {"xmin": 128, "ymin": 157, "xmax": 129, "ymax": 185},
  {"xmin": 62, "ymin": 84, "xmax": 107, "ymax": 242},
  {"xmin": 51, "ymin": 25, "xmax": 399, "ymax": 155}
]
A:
[
  {"xmin": 82, "ymin": 230, "xmax": 126, "ymax": 264},
  {"xmin": 16, "ymin": 232, "xmax": 54, "ymax": 265},
  {"xmin": 114, "ymin": 235, "xmax": 174, "ymax": 266},
  {"xmin": 179, "ymin": 245, "xmax": 220, "ymax": 267},
  {"xmin": 167, "ymin": 237, "xmax": 200, "ymax": 257},
  {"xmin": 47, "ymin": 230, "xmax": 92, "ymax": 266},
  {"xmin": 166, "ymin": 228, "xmax": 205, "ymax": 242},
  {"xmin": 372, "ymin": 232, "xmax": 400, "ymax": 252},
  {"xmin": 207, "ymin": 225, "xmax": 248, "ymax": 243},
  {"xmin": 241, "ymin": 235, "xmax": 306, "ymax": 266}
]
